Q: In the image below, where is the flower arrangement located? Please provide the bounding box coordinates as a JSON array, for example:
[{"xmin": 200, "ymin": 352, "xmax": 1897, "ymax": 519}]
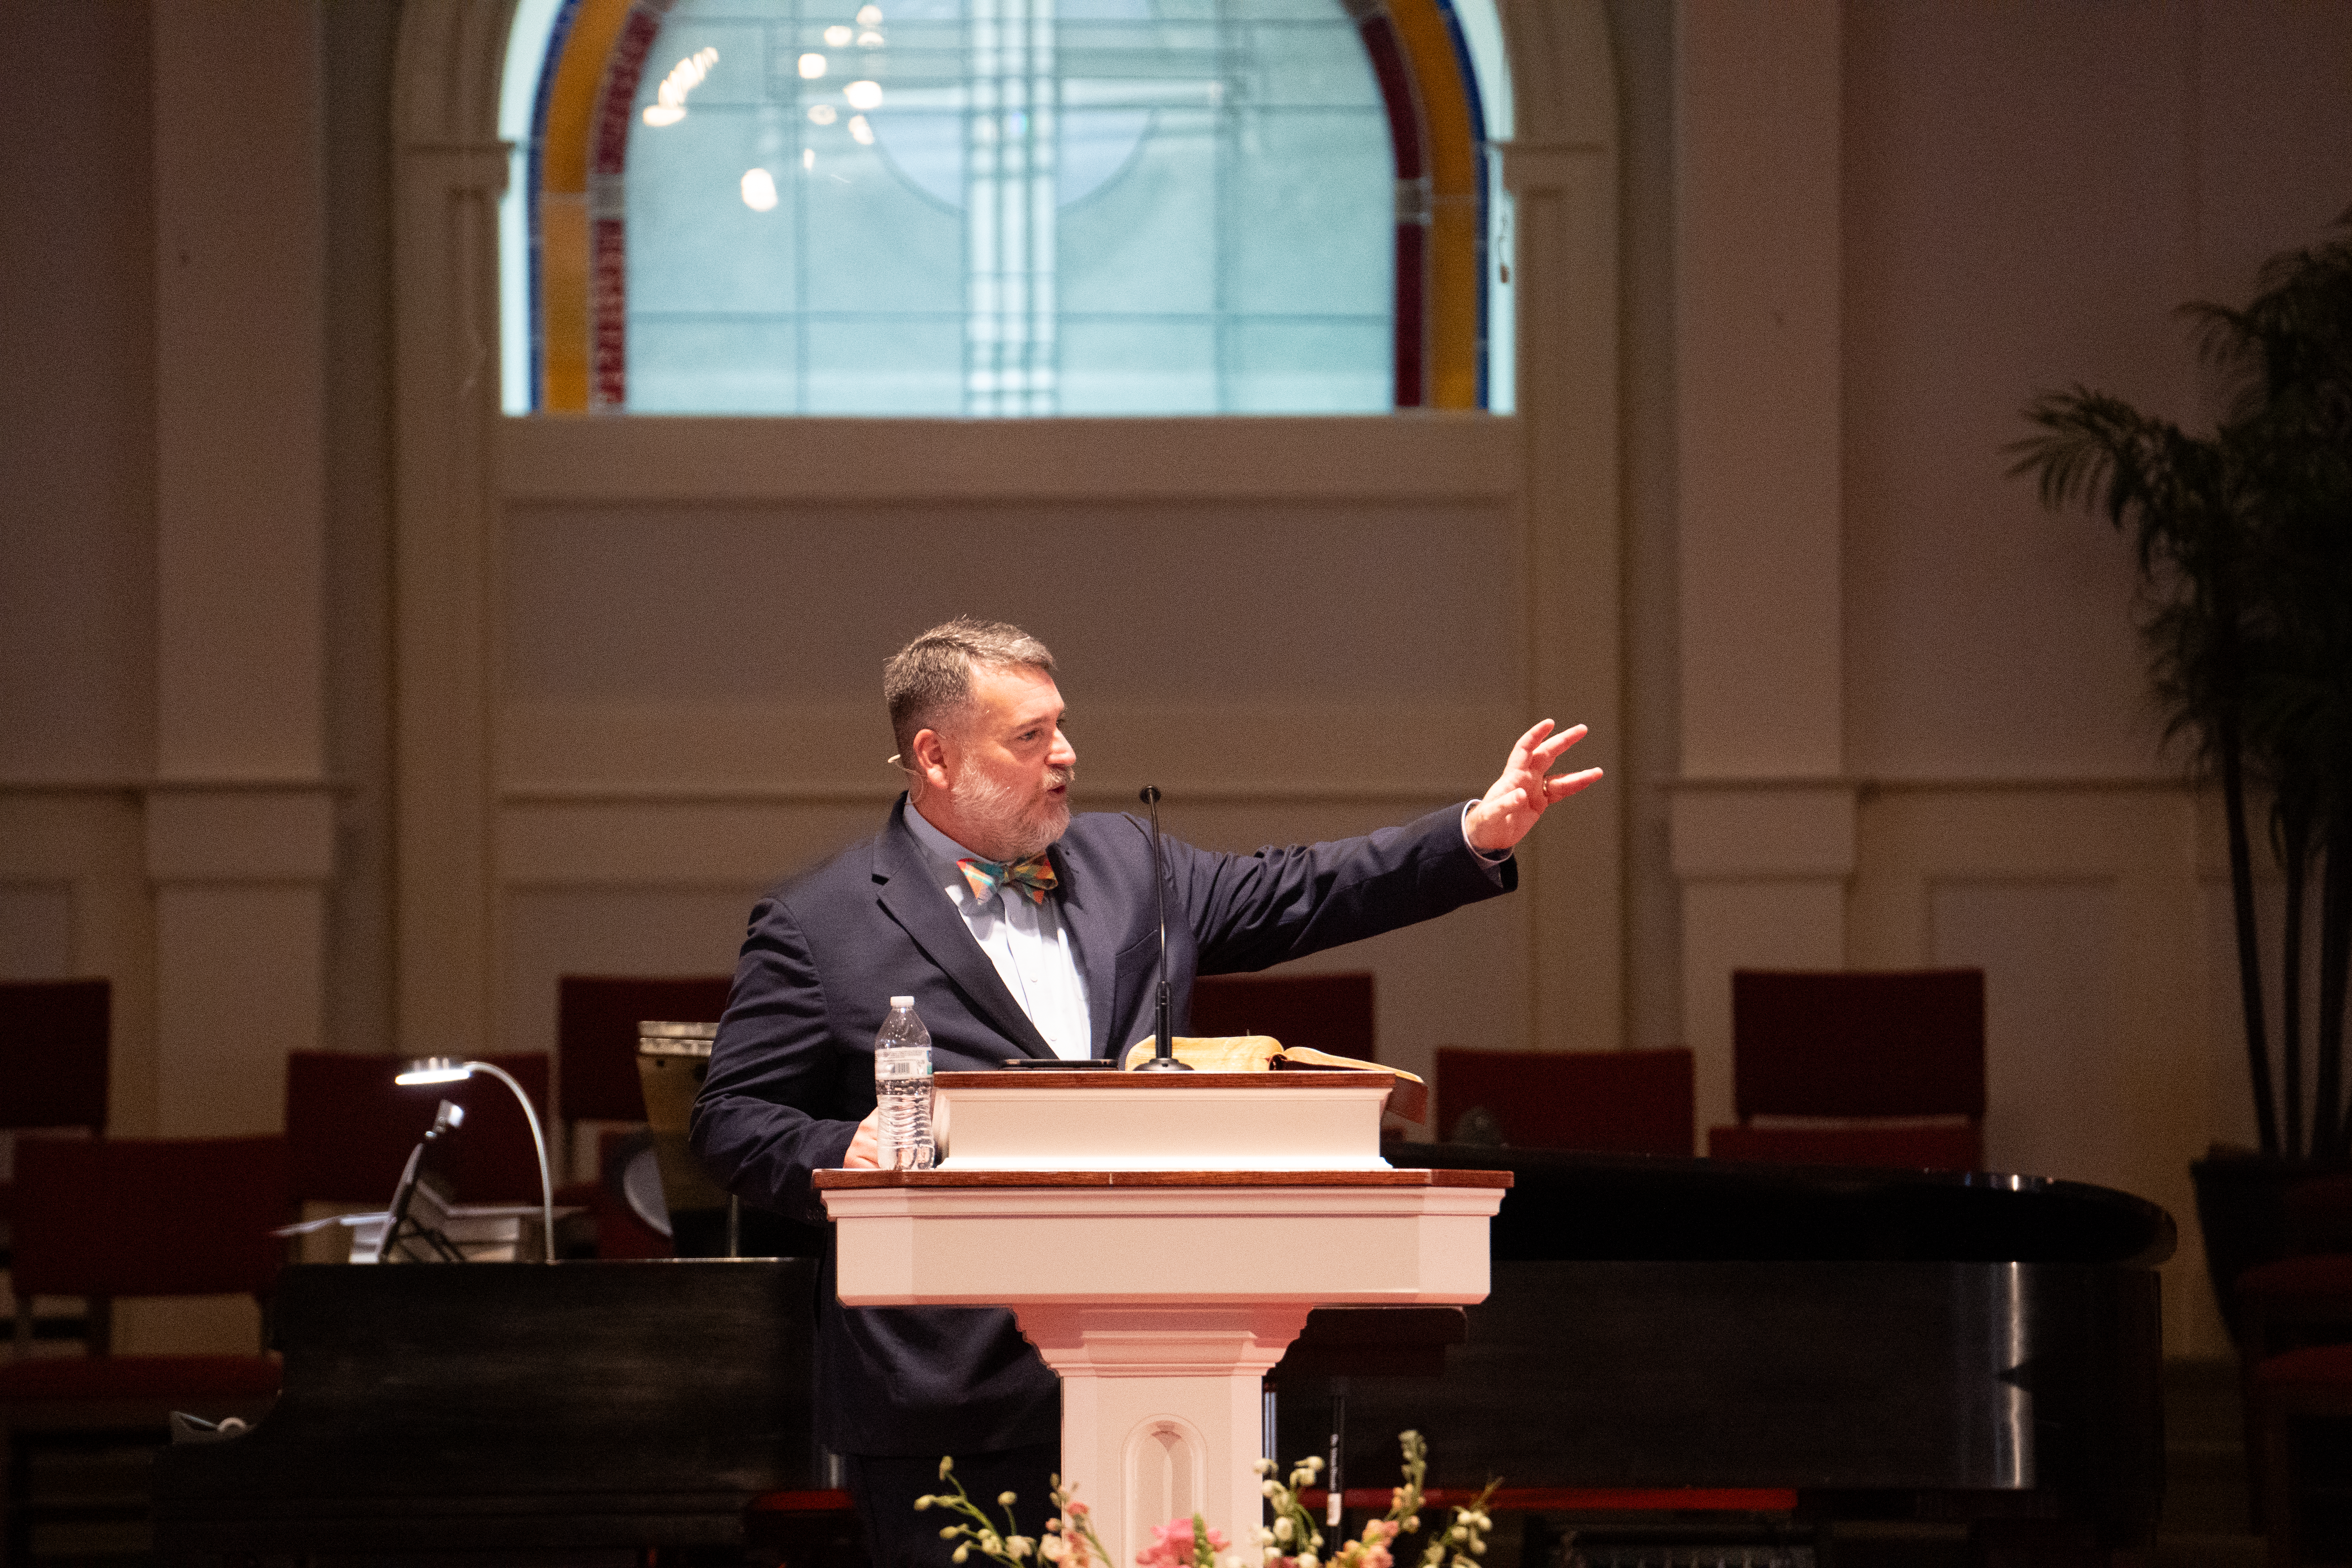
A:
[
  {"xmin": 1257, "ymin": 1432, "xmax": 1497, "ymax": 1568},
  {"xmin": 918, "ymin": 1431, "xmax": 1497, "ymax": 1568},
  {"xmin": 918, "ymin": 1458, "xmax": 1114, "ymax": 1568}
]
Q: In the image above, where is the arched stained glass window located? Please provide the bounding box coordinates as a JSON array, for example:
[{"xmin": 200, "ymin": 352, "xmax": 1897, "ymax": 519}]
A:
[{"xmin": 499, "ymin": 0, "xmax": 1511, "ymax": 416}]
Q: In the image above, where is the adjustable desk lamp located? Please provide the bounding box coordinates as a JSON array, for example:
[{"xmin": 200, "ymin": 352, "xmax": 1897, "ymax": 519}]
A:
[{"xmin": 395, "ymin": 1057, "xmax": 557, "ymax": 1263}]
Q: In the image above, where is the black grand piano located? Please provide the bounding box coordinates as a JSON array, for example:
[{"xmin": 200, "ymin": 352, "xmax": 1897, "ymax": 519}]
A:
[{"xmin": 152, "ymin": 1149, "xmax": 2171, "ymax": 1563}]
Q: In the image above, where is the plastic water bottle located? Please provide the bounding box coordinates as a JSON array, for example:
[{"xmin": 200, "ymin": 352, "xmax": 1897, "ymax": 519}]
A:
[{"xmin": 873, "ymin": 996, "xmax": 935, "ymax": 1171}]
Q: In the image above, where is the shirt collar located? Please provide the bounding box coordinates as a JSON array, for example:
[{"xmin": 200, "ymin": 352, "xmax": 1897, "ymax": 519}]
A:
[{"xmin": 903, "ymin": 801, "xmax": 990, "ymax": 906}]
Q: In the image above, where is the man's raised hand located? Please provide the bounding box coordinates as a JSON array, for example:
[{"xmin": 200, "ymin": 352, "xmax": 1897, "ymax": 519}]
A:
[{"xmin": 1464, "ymin": 720, "xmax": 1602, "ymax": 853}]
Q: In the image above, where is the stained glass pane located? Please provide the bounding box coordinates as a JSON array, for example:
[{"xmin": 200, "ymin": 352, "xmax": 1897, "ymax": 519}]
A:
[{"xmin": 619, "ymin": 0, "xmax": 1392, "ymax": 415}]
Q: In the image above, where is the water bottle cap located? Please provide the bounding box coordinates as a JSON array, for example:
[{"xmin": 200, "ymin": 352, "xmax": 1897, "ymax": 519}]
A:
[{"xmin": 890, "ymin": 995, "xmax": 914, "ymax": 1008}]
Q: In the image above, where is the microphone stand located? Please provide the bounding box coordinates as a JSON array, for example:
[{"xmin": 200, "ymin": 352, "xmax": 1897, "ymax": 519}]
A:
[{"xmin": 1134, "ymin": 785, "xmax": 1191, "ymax": 1072}]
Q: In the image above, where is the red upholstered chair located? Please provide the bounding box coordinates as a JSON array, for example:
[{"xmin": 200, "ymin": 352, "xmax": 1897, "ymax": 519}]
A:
[
  {"xmin": 1, "ymin": 980, "xmax": 111, "ymax": 1315},
  {"xmin": 555, "ymin": 977, "xmax": 731, "ymax": 1257},
  {"xmin": 2253, "ymin": 1343, "xmax": 2352, "ymax": 1565},
  {"xmin": 1706, "ymin": 969, "xmax": 1985, "ymax": 1172},
  {"xmin": 1189, "ymin": 972, "xmax": 1376, "ymax": 1062},
  {"xmin": 0, "ymin": 1135, "xmax": 286, "ymax": 1560},
  {"xmin": 556, "ymin": 975, "xmax": 734, "ymax": 1125},
  {"xmin": 1435, "ymin": 1047, "xmax": 1695, "ymax": 1155},
  {"xmin": 283, "ymin": 1051, "xmax": 552, "ymax": 1208},
  {"xmin": 2232, "ymin": 1175, "xmax": 2352, "ymax": 1532}
]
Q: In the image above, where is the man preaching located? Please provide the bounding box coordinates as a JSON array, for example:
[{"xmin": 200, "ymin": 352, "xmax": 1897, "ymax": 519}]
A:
[{"xmin": 691, "ymin": 616, "xmax": 1600, "ymax": 1568}]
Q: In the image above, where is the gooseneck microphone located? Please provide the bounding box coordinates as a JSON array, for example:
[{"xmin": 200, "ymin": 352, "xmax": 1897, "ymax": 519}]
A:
[{"xmin": 1134, "ymin": 785, "xmax": 1191, "ymax": 1072}]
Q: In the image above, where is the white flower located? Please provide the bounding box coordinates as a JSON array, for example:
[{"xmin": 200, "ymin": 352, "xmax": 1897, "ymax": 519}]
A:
[
  {"xmin": 952, "ymin": 1548, "xmax": 969, "ymax": 1564},
  {"xmin": 1041, "ymin": 1537, "xmax": 1067, "ymax": 1561},
  {"xmin": 940, "ymin": 1457, "xmax": 956, "ymax": 1479},
  {"xmin": 940, "ymin": 1528, "xmax": 960, "ymax": 1541},
  {"xmin": 1000, "ymin": 1492, "xmax": 1020, "ymax": 1507},
  {"xmin": 1298, "ymin": 1555, "xmax": 1319, "ymax": 1568},
  {"xmin": 915, "ymin": 1496, "xmax": 935, "ymax": 1510},
  {"xmin": 1255, "ymin": 1459, "xmax": 1278, "ymax": 1476},
  {"xmin": 1274, "ymin": 1519, "xmax": 1294, "ymax": 1543},
  {"xmin": 1008, "ymin": 1536, "xmax": 1035, "ymax": 1557},
  {"xmin": 1263, "ymin": 1481, "xmax": 1281, "ymax": 1498}
]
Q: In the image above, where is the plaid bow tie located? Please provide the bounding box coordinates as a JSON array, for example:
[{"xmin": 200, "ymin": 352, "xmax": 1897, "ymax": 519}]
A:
[{"xmin": 957, "ymin": 854, "xmax": 1058, "ymax": 907}]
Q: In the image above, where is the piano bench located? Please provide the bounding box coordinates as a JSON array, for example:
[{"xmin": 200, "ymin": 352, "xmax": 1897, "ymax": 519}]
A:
[{"xmin": 2255, "ymin": 1343, "xmax": 2352, "ymax": 1568}]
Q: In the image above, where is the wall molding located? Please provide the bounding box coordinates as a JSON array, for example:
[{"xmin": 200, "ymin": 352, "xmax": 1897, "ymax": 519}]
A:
[{"xmin": 501, "ymin": 416, "xmax": 1524, "ymax": 506}]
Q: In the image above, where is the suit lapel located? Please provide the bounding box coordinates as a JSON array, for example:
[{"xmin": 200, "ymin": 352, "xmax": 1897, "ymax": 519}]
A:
[
  {"xmin": 1049, "ymin": 839, "xmax": 1121, "ymax": 1060},
  {"xmin": 873, "ymin": 802, "xmax": 1058, "ymax": 1060}
]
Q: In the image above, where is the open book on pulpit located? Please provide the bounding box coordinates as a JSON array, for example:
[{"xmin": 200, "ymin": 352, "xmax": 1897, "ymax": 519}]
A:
[{"xmin": 1114, "ymin": 1034, "xmax": 1426, "ymax": 1123}]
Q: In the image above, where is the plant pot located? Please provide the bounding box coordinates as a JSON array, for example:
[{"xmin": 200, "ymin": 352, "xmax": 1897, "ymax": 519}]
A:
[{"xmin": 2190, "ymin": 1148, "xmax": 2352, "ymax": 1345}]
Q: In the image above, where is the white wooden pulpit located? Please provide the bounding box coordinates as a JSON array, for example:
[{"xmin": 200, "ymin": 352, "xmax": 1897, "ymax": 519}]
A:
[{"xmin": 814, "ymin": 1071, "xmax": 1508, "ymax": 1563}]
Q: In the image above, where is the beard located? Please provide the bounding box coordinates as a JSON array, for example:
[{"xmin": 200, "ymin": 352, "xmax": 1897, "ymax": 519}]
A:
[{"xmin": 951, "ymin": 760, "xmax": 1076, "ymax": 861}]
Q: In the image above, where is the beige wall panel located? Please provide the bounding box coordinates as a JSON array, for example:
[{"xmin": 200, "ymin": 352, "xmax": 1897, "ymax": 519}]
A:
[
  {"xmin": 1840, "ymin": 2, "xmax": 2190, "ymax": 784},
  {"xmin": 0, "ymin": 884, "xmax": 75, "ymax": 980},
  {"xmin": 153, "ymin": 886, "xmax": 324, "ymax": 1136},
  {"xmin": 0, "ymin": 793, "xmax": 158, "ymax": 1133},
  {"xmin": 2193, "ymin": 1, "xmax": 2352, "ymax": 305},
  {"xmin": 499, "ymin": 417, "xmax": 1521, "ymax": 506},
  {"xmin": 1674, "ymin": 0, "xmax": 1843, "ymax": 780},
  {"xmin": 1929, "ymin": 879, "xmax": 2126, "ymax": 1185},
  {"xmin": 152, "ymin": 0, "xmax": 327, "ymax": 781},
  {"xmin": 498, "ymin": 502, "xmax": 1517, "ymax": 706},
  {"xmin": 0, "ymin": 0, "xmax": 155, "ymax": 784},
  {"xmin": 1850, "ymin": 785, "xmax": 2219, "ymax": 1355}
]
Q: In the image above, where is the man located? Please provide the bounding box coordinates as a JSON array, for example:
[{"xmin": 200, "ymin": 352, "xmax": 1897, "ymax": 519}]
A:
[{"xmin": 691, "ymin": 617, "xmax": 1599, "ymax": 1568}]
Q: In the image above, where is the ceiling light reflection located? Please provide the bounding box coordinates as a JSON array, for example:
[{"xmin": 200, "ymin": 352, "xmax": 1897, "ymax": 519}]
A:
[
  {"xmin": 799, "ymin": 52, "xmax": 828, "ymax": 78},
  {"xmin": 642, "ymin": 45, "xmax": 719, "ymax": 127},
  {"xmin": 741, "ymin": 167, "xmax": 779, "ymax": 211},
  {"xmin": 858, "ymin": 30, "xmax": 886, "ymax": 47},
  {"xmin": 843, "ymin": 80, "xmax": 884, "ymax": 110},
  {"xmin": 808, "ymin": 103, "xmax": 838, "ymax": 125},
  {"xmin": 848, "ymin": 114, "xmax": 875, "ymax": 145},
  {"xmin": 857, "ymin": 4, "xmax": 883, "ymax": 23},
  {"xmin": 824, "ymin": 24, "xmax": 853, "ymax": 45}
]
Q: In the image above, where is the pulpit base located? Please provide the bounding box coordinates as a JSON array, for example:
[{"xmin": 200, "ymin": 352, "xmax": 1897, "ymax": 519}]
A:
[{"xmin": 1018, "ymin": 1303, "xmax": 1311, "ymax": 1557}]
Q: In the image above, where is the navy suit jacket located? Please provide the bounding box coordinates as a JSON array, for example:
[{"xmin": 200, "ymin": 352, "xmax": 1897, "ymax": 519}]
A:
[{"xmin": 690, "ymin": 795, "xmax": 1513, "ymax": 1455}]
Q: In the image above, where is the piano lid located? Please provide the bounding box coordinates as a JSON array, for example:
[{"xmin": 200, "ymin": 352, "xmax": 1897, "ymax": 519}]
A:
[{"xmin": 1394, "ymin": 1143, "xmax": 2175, "ymax": 1268}]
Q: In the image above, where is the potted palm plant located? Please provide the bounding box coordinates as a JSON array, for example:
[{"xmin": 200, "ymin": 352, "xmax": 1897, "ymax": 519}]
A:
[{"xmin": 2009, "ymin": 217, "xmax": 2352, "ymax": 1335}]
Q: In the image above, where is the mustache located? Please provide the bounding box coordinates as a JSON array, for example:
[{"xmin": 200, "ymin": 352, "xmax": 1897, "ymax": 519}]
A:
[{"xmin": 1043, "ymin": 765, "xmax": 1076, "ymax": 791}]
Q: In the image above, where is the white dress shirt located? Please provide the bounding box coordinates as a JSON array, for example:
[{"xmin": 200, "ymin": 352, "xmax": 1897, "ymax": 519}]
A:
[{"xmin": 904, "ymin": 805, "xmax": 1096, "ymax": 1060}]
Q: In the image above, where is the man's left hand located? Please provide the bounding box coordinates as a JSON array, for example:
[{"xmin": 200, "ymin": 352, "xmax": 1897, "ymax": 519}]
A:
[{"xmin": 1465, "ymin": 720, "xmax": 1602, "ymax": 853}]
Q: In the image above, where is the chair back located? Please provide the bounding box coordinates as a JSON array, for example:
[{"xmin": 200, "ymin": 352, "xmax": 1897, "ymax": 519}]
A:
[
  {"xmin": 11, "ymin": 1135, "xmax": 287, "ymax": 1302},
  {"xmin": 0, "ymin": 978, "xmax": 109, "ymax": 1133},
  {"xmin": 1731, "ymin": 969, "xmax": 1985, "ymax": 1120},
  {"xmin": 284, "ymin": 1051, "xmax": 551, "ymax": 1205},
  {"xmin": 1188, "ymin": 972, "xmax": 1375, "ymax": 1062},
  {"xmin": 1436, "ymin": 1047, "xmax": 1695, "ymax": 1155},
  {"xmin": 557, "ymin": 975, "xmax": 733, "ymax": 1123}
]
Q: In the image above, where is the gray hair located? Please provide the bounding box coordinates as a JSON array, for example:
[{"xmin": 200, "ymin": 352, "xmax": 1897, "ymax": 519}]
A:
[{"xmin": 884, "ymin": 617, "xmax": 1057, "ymax": 761}]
